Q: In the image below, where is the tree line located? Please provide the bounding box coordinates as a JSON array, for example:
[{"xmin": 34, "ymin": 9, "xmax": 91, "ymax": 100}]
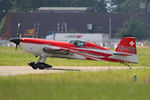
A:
[{"xmin": 1, "ymin": 0, "xmax": 148, "ymax": 15}]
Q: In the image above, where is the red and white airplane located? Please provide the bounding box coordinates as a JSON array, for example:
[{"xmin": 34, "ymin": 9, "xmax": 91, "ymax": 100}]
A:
[{"xmin": 10, "ymin": 35, "xmax": 137, "ymax": 69}]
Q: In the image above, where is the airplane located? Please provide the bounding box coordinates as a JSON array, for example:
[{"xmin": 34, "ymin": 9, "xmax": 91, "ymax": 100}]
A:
[{"xmin": 10, "ymin": 35, "xmax": 137, "ymax": 69}]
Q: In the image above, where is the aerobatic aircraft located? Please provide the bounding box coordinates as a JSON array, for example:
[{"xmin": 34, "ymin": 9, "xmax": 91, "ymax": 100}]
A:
[{"xmin": 10, "ymin": 35, "xmax": 137, "ymax": 69}]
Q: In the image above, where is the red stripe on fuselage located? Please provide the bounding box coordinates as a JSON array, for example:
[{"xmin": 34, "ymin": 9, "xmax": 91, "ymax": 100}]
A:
[
  {"xmin": 85, "ymin": 41, "xmax": 110, "ymax": 51},
  {"xmin": 70, "ymin": 48, "xmax": 112, "ymax": 57},
  {"xmin": 21, "ymin": 38, "xmax": 112, "ymax": 58},
  {"xmin": 71, "ymin": 50, "xmax": 126, "ymax": 63},
  {"xmin": 21, "ymin": 38, "xmax": 72, "ymax": 47}
]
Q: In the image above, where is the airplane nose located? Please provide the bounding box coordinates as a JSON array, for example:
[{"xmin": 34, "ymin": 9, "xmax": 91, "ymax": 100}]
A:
[{"xmin": 9, "ymin": 38, "xmax": 22, "ymax": 45}]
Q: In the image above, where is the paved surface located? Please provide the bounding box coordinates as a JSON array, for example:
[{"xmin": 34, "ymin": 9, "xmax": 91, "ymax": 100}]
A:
[{"xmin": 0, "ymin": 66, "xmax": 149, "ymax": 76}]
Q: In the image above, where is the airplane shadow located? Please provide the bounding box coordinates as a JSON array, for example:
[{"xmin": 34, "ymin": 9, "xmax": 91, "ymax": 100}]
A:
[{"xmin": 45, "ymin": 68, "xmax": 81, "ymax": 71}]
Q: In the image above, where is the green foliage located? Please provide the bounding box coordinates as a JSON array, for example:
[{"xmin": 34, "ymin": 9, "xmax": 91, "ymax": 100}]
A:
[
  {"xmin": 9, "ymin": 0, "xmax": 99, "ymax": 11},
  {"xmin": 73, "ymin": 0, "xmax": 97, "ymax": 7},
  {"xmin": 10, "ymin": 0, "xmax": 39, "ymax": 11},
  {"xmin": 95, "ymin": 0, "xmax": 107, "ymax": 13},
  {"xmin": 0, "ymin": 69, "xmax": 150, "ymax": 100},
  {"xmin": 111, "ymin": 0, "xmax": 125, "ymax": 5},
  {"xmin": 112, "ymin": 0, "xmax": 150, "ymax": 12},
  {"xmin": 0, "ymin": 17, "xmax": 5, "ymax": 36},
  {"xmin": 86, "ymin": 0, "xmax": 107, "ymax": 13},
  {"xmin": 119, "ymin": 0, "xmax": 139, "ymax": 12},
  {"xmin": 0, "ymin": 0, "xmax": 12, "ymax": 22},
  {"xmin": 9, "ymin": 0, "xmax": 108, "ymax": 13},
  {"xmin": 115, "ymin": 17, "xmax": 150, "ymax": 41}
]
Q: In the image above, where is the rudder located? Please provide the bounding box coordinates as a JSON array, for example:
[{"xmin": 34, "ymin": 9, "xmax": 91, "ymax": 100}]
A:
[{"xmin": 115, "ymin": 35, "xmax": 136, "ymax": 54}]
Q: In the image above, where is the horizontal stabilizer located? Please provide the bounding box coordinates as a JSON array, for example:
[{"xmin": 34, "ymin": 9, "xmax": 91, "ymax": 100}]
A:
[{"xmin": 113, "ymin": 52, "xmax": 132, "ymax": 56}]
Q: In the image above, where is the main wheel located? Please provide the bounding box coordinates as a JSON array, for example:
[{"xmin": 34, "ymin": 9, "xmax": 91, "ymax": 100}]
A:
[
  {"xmin": 35, "ymin": 62, "xmax": 45, "ymax": 69},
  {"xmin": 28, "ymin": 62, "xmax": 38, "ymax": 69},
  {"xmin": 36, "ymin": 62, "xmax": 52, "ymax": 69},
  {"xmin": 38, "ymin": 65, "xmax": 45, "ymax": 69},
  {"xmin": 32, "ymin": 65, "xmax": 38, "ymax": 69}
]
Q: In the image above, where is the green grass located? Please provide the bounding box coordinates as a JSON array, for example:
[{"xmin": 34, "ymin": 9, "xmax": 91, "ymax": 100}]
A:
[
  {"xmin": 0, "ymin": 46, "xmax": 150, "ymax": 66},
  {"xmin": 0, "ymin": 46, "xmax": 150, "ymax": 100},
  {"xmin": 0, "ymin": 69, "xmax": 150, "ymax": 100}
]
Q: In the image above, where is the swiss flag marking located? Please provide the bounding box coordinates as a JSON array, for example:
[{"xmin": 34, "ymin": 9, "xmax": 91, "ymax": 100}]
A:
[
  {"xmin": 129, "ymin": 41, "xmax": 134, "ymax": 46},
  {"xmin": 115, "ymin": 37, "xmax": 136, "ymax": 54}
]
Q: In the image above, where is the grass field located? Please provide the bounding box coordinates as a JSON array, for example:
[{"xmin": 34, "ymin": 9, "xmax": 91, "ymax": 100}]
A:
[
  {"xmin": 0, "ymin": 69, "xmax": 150, "ymax": 100},
  {"xmin": 0, "ymin": 46, "xmax": 150, "ymax": 100},
  {"xmin": 0, "ymin": 46, "xmax": 150, "ymax": 66}
]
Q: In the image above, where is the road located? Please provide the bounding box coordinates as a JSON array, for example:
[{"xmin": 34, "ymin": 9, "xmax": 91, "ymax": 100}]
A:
[{"xmin": 0, "ymin": 66, "xmax": 149, "ymax": 76}]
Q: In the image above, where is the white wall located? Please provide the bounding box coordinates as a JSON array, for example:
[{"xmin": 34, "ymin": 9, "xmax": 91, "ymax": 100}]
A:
[{"xmin": 46, "ymin": 33, "xmax": 109, "ymax": 46}]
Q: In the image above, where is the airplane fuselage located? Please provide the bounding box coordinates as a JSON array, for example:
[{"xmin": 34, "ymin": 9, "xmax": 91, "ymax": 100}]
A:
[
  {"xmin": 20, "ymin": 38, "xmax": 112, "ymax": 60},
  {"xmin": 10, "ymin": 36, "xmax": 137, "ymax": 69},
  {"xmin": 19, "ymin": 38, "xmax": 136, "ymax": 64}
]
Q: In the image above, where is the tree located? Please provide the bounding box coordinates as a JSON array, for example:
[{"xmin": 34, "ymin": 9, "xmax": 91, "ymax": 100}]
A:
[
  {"xmin": 115, "ymin": 17, "xmax": 150, "ymax": 41},
  {"xmin": 0, "ymin": 17, "xmax": 5, "ymax": 36},
  {"xmin": 111, "ymin": 0, "xmax": 126, "ymax": 12},
  {"xmin": 96, "ymin": 0, "xmax": 107, "ymax": 12},
  {"xmin": 0, "ymin": 0, "xmax": 12, "ymax": 21},
  {"xmin": 111, "ymin": 0, "xmax": 150, "ymax": 12},
  {"xmin": 10, "ymin": 0, "xmax": 99, "ymax": 11},
  {"xmin": 9, "ymin": 0, "xmax": 108, "ymax": 13},
  {"xmin": 119, "ymin": 0, "xmax": 139, "ymax": 12},
  {"xmin": 73, "ymin": 0, "xmax": 97, "ymax": 7},
  {"xmin": 0, "ymin": 0, "xmax": 12, "ymax": 36},
  {"xmin": 86, "ymin": 0, "xmax": 107, "ymax": 13}
]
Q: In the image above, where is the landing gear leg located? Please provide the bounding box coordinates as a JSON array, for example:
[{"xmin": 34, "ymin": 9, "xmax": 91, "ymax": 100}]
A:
[
  {"xmin": 124, "ymin": 63, "xmax": 132, "ymax": 70},
  {"xmin": 128, "ymin": 64, "xmax": 132, "ymax": 70},
  {"xmin": 36, "ymin": 56, "xmax": 42, "ymax": 64}
]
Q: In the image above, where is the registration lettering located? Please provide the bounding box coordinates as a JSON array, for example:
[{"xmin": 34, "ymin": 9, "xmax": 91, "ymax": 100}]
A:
[{"xmin": 118, "ymin": 46, "xmax": 135, "ymax": 52}]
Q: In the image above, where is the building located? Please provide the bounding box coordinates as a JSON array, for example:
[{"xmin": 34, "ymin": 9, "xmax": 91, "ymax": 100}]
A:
[
  {"xmin": 5, "ymin": 11, "xmax": 150, "ymax": 39},
  {"xmin": 38, "ymin": 7, "xmax": 88, "ymax": 13}
]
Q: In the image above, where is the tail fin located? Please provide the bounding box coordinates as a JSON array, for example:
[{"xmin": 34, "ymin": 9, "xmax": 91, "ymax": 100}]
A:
[
  {"xmin": 114, "ymin": 35, "xmax": 137, "ymax": 64},
  {"xmin": 115, "ymin": 35, "xmax": 136, "ymax": 54}
]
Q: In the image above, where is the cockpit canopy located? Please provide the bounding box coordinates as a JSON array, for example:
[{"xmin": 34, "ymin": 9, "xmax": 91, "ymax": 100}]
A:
[{"xmin": 69, "ymin": 40, "xmax": 86, "ymax": 47}]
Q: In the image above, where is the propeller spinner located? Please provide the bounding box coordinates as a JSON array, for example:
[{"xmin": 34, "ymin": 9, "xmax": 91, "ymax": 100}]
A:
[
  {"xmin": 10, "ymin": 38, "xmax": 22, "ymax": 45},
  {"xmin": 9, "ymin": 38, "xmax": 22, "ymax": 50}
]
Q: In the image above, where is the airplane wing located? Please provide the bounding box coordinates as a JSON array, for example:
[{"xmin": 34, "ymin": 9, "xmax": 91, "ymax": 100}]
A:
[
  {"xmin": 43, "ymin": 47, "xmax": 72, "ymax": 55},
  {"xmin": 113, "ymin": 52, "xmax": 132, "ymax": 56}
]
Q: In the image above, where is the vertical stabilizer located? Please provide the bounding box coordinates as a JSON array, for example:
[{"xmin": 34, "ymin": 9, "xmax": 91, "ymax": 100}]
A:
[
  {"xmin": 114, "ymin": 35, "xmax": 137, "ymax": 64},
  {"xmin": 115, "ymin": 35, "xmax": 136, "ymax": 54}
]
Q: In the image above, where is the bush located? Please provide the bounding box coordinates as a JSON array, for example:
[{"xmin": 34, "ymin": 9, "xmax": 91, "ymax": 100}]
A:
[
  {"xmin": 0, "ymin": 17, "xmax": 6, "ymax": 36},
  {"xmin": 115, "ymin": 17, "xmax": 150, "ymax": 41}
]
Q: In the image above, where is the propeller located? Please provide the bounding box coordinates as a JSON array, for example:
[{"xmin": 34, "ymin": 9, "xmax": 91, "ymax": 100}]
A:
[{"xmin": 9, "ymin": 22, "xmax": 22, "ymax": 51}]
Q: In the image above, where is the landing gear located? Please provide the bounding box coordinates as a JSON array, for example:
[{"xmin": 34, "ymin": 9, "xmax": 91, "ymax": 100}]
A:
[
  {"xmin": 128, "ymin": 64, "xmax": 132, "ymax": 70},
  {"xmin": 28, "ymin": 62, "xmax": 38, "ymax": 69},
  {"xmin": 36, "ymin": 62, "xmax": 52, "ymax": 69},
  {"xmin": 124, "ymin": 63, "xmax": 132, "ymax": 69},
  {"xmin": 28, "ymin": 56, "xmax": 52, "ymax": 70}
]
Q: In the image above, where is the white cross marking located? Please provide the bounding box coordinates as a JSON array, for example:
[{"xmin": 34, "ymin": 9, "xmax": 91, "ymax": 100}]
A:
[{"xmin": 129, "ymin": 41, "xmax": 134, "ymax": 46}]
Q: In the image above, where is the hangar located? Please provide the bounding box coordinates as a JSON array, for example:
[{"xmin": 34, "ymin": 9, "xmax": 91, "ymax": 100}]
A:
[{"xmin": 4, "ymin": 7, "xmax": 150, "ymax": 39}]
